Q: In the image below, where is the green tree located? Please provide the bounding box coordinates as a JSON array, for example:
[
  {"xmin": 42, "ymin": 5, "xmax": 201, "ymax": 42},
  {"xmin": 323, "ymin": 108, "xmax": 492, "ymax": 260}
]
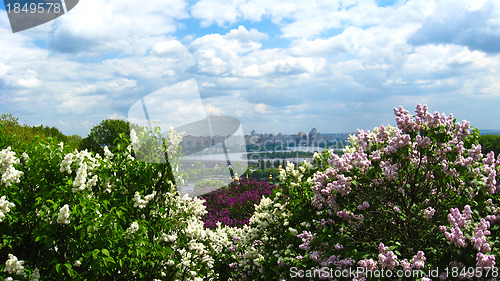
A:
[
  {"xmin": 66, "ymin": 134, "xmax": 83, "ymax": 149},
  {"xmin": 0, "ymin": 113, "xmax": 20, "ymax": 128},
  {"xmin": 479, "ymin": 134, "xmax": 500, "ymax": 156},
  {"xmin": 80, "ymin": 119, "xmax": 131, "ymax": 156},
  {"xmin": 0, "ymin": 113, "xmax": 80, "ymax": 149}
]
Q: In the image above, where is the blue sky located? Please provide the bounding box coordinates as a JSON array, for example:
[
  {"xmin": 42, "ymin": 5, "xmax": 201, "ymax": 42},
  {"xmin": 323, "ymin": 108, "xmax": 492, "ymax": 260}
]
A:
[{"xmin": 0, "ymin": 0, "xmax": 499, "ymax": 137}]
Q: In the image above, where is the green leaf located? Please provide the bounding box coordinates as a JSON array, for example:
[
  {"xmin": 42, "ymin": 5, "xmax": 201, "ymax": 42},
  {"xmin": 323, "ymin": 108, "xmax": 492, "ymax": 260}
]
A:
[
  {"xmin": 64, "ymin": 263, "xmax": 72, "ymax": 270},
  {"xmin": 92, "ymin": 249, "xmax": 100, "ymax": 259},
  {"xmin": 55, "ymin": 263, "xmax": 62, "ymax": 274}
]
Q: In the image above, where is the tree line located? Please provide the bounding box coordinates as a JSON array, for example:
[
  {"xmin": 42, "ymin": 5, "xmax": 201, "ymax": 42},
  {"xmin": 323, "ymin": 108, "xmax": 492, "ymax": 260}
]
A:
[{"xmin": 2, "ymin": 112, "xmax": 500, "ymax": 158}]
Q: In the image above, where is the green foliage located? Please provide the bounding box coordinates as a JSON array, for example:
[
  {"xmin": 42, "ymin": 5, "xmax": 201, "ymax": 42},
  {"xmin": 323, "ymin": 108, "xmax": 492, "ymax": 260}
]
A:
[
  {"xmin": 0, "ymin": 113, "xmax": 80, "ymax": 150},
  {"xmin": 0, "ymin": 126, "xmax": 227, "ymax": 280},
  {"xmin": 246, "ymin": 151, "xmax": 313, "ymax": 160},
  {"xmin": 1, "ymin": 107, "xmax": 499, "ymax": 280},
  {"xmin": 479, "ymin": 134, "xmax": 500, "ymax": 156},
  {"xmin": 243, "ymin": 167, "xmax": 280, "ymax": 181},
  {"xmin": 194, "ymin": 179, "xmax": 225, "ymax": 190},
  {"xmin": 79, "ymin": 119, "xmax": 131, "ymax": 156}
]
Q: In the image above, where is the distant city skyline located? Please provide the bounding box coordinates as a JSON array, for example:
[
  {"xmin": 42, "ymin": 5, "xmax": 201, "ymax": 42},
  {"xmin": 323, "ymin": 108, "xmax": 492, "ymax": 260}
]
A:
[{"xmin": 180, "ymin": 126, "xmax": 352, "ymax": 150}]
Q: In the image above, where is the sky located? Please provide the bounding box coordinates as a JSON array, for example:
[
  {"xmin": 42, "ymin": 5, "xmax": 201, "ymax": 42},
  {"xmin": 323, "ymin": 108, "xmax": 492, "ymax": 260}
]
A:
[{"xmin": 0, "ymin": 0, "xmax": 499, "ymax": 137}]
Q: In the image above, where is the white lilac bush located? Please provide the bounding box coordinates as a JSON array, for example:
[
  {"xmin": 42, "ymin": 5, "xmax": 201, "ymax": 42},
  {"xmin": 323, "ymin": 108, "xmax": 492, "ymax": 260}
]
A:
[
  {"xmin": 0, "ymin": 127, "xmax": 232, "ymax": 280},
  {"xmin": 226, "ymin": 105, "xmax": 499, "ymax": 280}
]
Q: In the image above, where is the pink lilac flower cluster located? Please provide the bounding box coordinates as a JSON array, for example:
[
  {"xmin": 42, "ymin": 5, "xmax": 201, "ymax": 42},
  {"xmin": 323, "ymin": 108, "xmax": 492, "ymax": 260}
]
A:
[
  {"xmin": 378, "ymin": 243, "xmax": 399, "ymax": 270},
  {"xmin": 413, "ymin": 104, "xmax": 458, "ymax": 132},
  {"xmin": 298, "ymin": 230, "xmax": 313, "ymax": 250},
  {"xmin": 476, "ymin": 252, "xmax": 496, "ymax": 268},
  {"xmin": 482, "ymin": 151, "xmax": 499, "ymax": 194},
  {"xmin": 424, "ymin": 207, "xmax": 435, "ymax": 219},
  {"xmin": 358, "ymin": 258, "xmax": 378, "ymax": 271},
  {"xmin": 336, "ymin": 209, "xmax": 363, "ymax": 222},
  {"xmin": 380, "ymin": 161, "xmax": 399, "ymax": 180},
  {"xmin": 384, "ymin": 130, "xmax": 411, "ymax": 155},
  {"xmin": 409, "ymin": 251, "xmax": 426, "ymax": 270},
  {"xmin": 471, "ymin": 218, "xmax": 492, "ymax": 253},
  {"xmin": 310, "ymin": 104, "xmax": 494, "ymax": 215},
  {"xmin": 354, "ymin": 259, "xmax": 378, "ymax": 281},
  {"xmin": 357, "ymin": 201, "xmax": 370, "ymax": 210},
  {"xmin": 442, "ymin": 206, "xmax": 497, "ymax": 269},
  {"xmin": 442, "ymin": 206, "xmax": 472, "ymax": 248}
]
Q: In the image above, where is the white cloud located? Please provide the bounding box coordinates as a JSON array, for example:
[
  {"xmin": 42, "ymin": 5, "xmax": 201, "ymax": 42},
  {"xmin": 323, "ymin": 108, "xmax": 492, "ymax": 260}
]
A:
[
  {"xmin": 56, "ymin": 93, "xmax": 107, "ymax": 114},
  {"xmin": 201, "ymin": 81, "xmax": 216, "ymax": 87},
  {"xmin": 189, "ymin": 26, "xmax": 268, "ymax": 76},
  {"xmin": 290, "ymin": 37, "xmax": 349, "ymax": 56},
  {"xmin": 0, "ymin": 63, "xmax": 9, "ymax": 76},
  {"xmin": 47, "ymin": 0, "xmax": 189, "ymax": 54},
  {"xmin": 108, "ymin": 112, "xmax": 127, "ymax": 120},
  {"xmin": 191, "ymin": 0, "xmax": 245, "ymax": 27},
  {"xmin": 151, "ymin": 40, "xmax": 189, "ymax": 57},
  {"xmin": 226, "ymin": 25, "xmax": 269, "ymax": 42},
  {"xmin": 241, "ymin": 56, "xmax": 322, "ymax": 77},
  {"xmin": 16, "ymin": 78, "xmax": 41, "ymax": 88},
  {"xmin": 255, "ymin": 103, "xmax": 268, "ymax": 113},
  {"xmin": 205, "ymin": 104, "xmax": 222, "ymax": 116},
  {"xmin": 408, "ymin": 0, "xmax": 500, "ymax": 53}
]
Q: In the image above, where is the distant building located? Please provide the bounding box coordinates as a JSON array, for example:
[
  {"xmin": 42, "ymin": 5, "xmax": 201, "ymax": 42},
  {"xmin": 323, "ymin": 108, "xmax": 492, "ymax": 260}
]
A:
[{"xmin": 179, "ymin": 128, "xmax": 351, "ymax": 149}]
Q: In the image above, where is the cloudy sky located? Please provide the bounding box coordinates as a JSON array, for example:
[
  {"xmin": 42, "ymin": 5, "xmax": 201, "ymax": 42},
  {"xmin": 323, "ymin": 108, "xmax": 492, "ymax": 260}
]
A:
[{"xmin": 0, "ymin": 0, "xmax": 499, "ymax": 137}]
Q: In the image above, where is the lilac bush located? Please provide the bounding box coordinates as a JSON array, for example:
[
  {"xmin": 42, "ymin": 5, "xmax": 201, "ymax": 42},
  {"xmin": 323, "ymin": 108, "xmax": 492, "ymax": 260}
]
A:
[
  {"xmin": 292, "ymin": 104, "xmax": 500, "ymax": 280},
  {"xmin": 226, "ymin": 104, "xmax": 499, "ymax": 280},
  {"xmin": 200, "ymin": 178, "xmax": 279, "ymax": 228},
  {"xmin": 0, "ymin": 126, "xmax": 234, "ymax": 280}
]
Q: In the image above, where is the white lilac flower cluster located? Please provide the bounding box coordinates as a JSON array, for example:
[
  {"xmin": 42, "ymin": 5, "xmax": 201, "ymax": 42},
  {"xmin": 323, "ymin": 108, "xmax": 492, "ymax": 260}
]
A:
[
  {"xmin": 4, "ymin": 253, "xmax": 26, "ymax": 278},
  {"xmin": 133, "ymin": 191, "xmax": 156, "ymax": 209},
  {"xmin": 126, "ymin": 221, "xmax": 139, "ymax": 235},
  {"xmin": 158, "ymin": 192, "xmax": 233, "ymax": 280},
  {"xmin": 165, "ymin": 127, "xmax": 186, "ymax": 184},
  {"xmin": 103, "ymin": 146, "xmax": 113, "ymax": 160},
  {"xmin": 279, "ymin": 161, "xmax": 307, "ymax": 188},
  {"xmin": 231, "ymin": 193, "xmax": 290, "ymax": 277},
  {"xmin": 57, "ymin": 204, "xmax": 71, "ymax": 225},
  {"xmin": 130, "ymin": 129, "xmax": 139, "ymax": 146},
  {"xmin": 0, "ymin": 195, "xmax": 15, "ymax": 222},
  {"xmin": 0, "ymin": 147, "xmax": 24, "ymax": 187},
  {"xmin": 30, "ymin": 268, "xmax": 40, "ymax": 281},
  {"xmin": 60, "ymin": 150, "xmax": 100, "ymax": 193},
  {"xmin": 164, "ymin": 126, "xmax": 185, "ymax": 159}
]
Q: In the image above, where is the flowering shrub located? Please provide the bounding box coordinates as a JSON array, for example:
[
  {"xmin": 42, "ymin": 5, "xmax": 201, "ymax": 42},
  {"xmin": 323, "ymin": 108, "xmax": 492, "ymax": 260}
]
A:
[
  {"xmin": 1, "ymin": 105, "xmax": 499, "ymax": 281},
  {"xmin": 200, "ymin": 178, "xmax": 279, "ymax": 228},
  {"xmin": 272, "ymin": 104, "xmax": 499, "ymax": 280},
  {"xmin": 223, "ymin": 105, "xmax": 499, "ymax": 280},
  {"xmin": 0, "ymin": 127, "xmax": 231, "ymax": 280}
]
